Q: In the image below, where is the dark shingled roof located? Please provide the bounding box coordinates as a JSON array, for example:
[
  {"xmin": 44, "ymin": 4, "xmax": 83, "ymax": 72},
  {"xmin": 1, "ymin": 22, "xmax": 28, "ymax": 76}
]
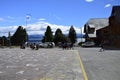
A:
[{"xmin": 86, "ymin": 18, "xmax": 109, "ymax": 30}]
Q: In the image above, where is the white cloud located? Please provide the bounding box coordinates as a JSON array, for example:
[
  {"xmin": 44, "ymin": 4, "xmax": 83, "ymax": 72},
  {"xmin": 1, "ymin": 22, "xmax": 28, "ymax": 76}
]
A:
[
  {"xmin": 5, "ymin": 16, "xmax": 17, "ymax": 22},
  {"xmin": 0, "ymin": 25, "xmax": 18, "ymax": 36},
  {"xmin": 7, "ymin": 16, "xmax": 15, "ymax": 19},
  {"xmin": 0, "ymin": 18, "xmax": 4, "ymax": 21},
  {"xmin": 104, "ymin": 4, "xmax": 111, "ymax": 8},
  {"xmin": 85, "ymin": 0, "xmax": 94, "ymax": 2},
  {"xmin": 25, "ymin": 21, "xmax": 72, "ymax": 35},
  {"xmin": 49, "ymin": 13, "xmax": 62, "ymax": 20},
  {"xmin": 38, "ymin": 18, "xmax": 46, "ymax": 21},
  {"xmin": 0, "ymin": 21, "xmax": 83, "ymax": 36},
  {"xmin": 53, "ymin": 15, "xmax": 62, "ymax": 20}
]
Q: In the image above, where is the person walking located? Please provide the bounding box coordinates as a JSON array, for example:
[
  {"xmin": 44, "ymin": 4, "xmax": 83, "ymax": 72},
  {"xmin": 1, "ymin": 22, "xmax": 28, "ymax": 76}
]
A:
[{"xmin": 99, "ymin": 42, "xmax": 104, "ymax": 52}]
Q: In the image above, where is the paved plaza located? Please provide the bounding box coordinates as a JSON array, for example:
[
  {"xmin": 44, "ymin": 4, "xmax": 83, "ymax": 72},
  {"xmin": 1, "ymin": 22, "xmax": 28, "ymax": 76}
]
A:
[
  {"xmin": 0, "ymin": 48, "xmax": 84, "ymax": 80},
  {"xmin": 1, "ymin": 47, "xmax": 120, "ymax": 80}
]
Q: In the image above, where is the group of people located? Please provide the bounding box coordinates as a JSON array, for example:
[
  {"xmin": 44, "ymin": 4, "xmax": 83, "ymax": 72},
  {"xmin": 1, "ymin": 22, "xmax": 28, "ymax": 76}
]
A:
[
  {"xmin": 61, "ymin": 42, "xmax": 74, "ymax": 50},
  {"xmin": 20, "ymin": 43, "xmax": 39, "ymax": 50},
  {"xmin": 30, "ymin": 43, "xmax": 39, "ymax": 50},
  {"xmin": 20, "ymin": 41, "xmax": 76, "ymax": 50}
]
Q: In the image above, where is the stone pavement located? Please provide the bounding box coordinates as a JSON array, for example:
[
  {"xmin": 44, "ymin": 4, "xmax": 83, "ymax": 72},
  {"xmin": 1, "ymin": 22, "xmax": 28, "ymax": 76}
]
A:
[{"xmin": 0, "ymin": 48, "xmax": 85, "ymax": 80}]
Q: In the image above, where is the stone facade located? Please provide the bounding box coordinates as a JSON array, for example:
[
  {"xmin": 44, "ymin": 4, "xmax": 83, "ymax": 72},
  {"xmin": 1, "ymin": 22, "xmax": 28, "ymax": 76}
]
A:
[
  {"xmin": 96, "ymin": 6, "xmax": 120, "ymax": 48},
  {"xmin": 84, "ymin": 6, "xmax": 120, "ymax": 48}
]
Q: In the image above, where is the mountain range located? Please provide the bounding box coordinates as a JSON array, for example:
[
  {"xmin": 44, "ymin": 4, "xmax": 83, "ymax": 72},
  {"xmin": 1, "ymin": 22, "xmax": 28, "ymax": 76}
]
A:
[{"xmin": 28, "ymin": 34, "xmax": 84, "ymax": 41}]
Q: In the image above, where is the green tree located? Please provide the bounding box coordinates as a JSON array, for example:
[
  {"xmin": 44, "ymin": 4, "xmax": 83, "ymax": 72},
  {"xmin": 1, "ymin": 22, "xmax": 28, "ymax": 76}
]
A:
[
  {"xmin": 53, "ymin": 28, "xmax": 67, "ymax": 45},
  {"xmin": 68, "ymin": 25, "xmax": 77, "ymax": 43},
  {"xmin": 11, "ymin": 26, "xmax": 28, "ymax": 46},
  {"xmin": 0, "ymin": 36, "xmax": 8, "ymax": 46},
  {"xmin": 42, "ymin": 26, "xmax": 53, "ymax": 42}
]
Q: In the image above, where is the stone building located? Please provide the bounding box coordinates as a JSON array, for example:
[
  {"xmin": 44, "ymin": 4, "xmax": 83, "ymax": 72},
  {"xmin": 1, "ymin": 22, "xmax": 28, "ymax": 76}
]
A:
[
  {"xmin": 84, "ymin": 6, "xmax": 120, "ymax": 48},
  {"xmin": 84, "ymin": 18, "xmax": 109, "ymax": 46},
  {"xmin": 98, "ymin": 6, "xmax": 120, "ymax": 48}
]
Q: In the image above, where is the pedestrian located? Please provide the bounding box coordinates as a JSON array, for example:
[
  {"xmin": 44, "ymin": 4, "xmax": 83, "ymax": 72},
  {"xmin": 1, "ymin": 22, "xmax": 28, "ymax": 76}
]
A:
[
  {"xmin": 99, "ymin": 42, "xmax": 104, "ymax": 52},
  {"xmin": 36, "ymin": 44, "xmax": 39, "ymax": 50},
  {"xmin": 70, "ymin": 43, "xmax": 74, "ymax": 50}
]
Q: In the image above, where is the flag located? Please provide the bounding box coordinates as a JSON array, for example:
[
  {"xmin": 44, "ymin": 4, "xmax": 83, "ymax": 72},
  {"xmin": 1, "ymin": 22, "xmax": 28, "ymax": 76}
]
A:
[{"xmin": 26, "ymin": 14, "xmax": 31, "ymax": 21}]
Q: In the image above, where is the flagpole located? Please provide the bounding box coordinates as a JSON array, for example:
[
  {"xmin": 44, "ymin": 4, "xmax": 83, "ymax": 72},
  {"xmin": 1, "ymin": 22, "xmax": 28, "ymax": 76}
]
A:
[
  {"xmin": 26, "ymin": 14, "xmax": 30, "ymax": 43},
  {"xmin": 26, "ymin": 14, "xmax": 30, "ymax": 27},
  {"xmin": 26, "ymin": 17, "xmax": 27, "ymax": 28},
  {"xmin": 26, "ymin": 14, "xmax": 28, "ymax": 28}
]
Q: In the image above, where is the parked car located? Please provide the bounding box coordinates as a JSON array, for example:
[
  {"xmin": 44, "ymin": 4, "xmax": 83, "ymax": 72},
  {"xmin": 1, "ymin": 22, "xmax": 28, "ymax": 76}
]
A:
[
  {"xmin": 39, "ymin": 42, "xmax": 55, "ymax": 48},
  {"xmin": 38, "ymin": 43, "xmax": 44, "ymax": 48},
  {"xmin": 81, "ymin": 41, "xmax": 95, "ymax": 47}
]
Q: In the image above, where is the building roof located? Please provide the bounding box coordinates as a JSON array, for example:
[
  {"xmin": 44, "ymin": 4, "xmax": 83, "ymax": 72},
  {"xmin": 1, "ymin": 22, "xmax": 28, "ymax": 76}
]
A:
[
  {"xmin": 111, "ymin": 6, "xmax": 120, "ymax": 23},
  {"xmin": 86, "ymin": 18, "xmax": 109, "ymax": 30}
]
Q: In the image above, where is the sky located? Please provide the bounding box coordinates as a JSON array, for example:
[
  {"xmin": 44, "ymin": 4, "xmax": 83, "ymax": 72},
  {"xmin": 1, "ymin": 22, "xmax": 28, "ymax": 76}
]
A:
[{"xmin": 0, "ymin": 0, "xmax": 120, "ymax": 36}]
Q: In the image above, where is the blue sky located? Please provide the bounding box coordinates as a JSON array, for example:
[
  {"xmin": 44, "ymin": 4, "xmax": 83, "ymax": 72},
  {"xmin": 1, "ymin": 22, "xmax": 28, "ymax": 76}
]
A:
[{"xmin": 0, "ymin": 0, "xmax": 120, "ymax": 36}]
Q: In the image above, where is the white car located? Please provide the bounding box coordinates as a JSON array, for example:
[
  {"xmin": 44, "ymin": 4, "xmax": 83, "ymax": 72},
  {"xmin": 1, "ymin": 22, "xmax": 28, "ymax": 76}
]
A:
[
  {"xmin": 39, "ymin": 42, "xmax": 55, "ymax": 48},
  {"xmin": 82, "ymin": 41, "xmax": 95, "ymax": 47}
]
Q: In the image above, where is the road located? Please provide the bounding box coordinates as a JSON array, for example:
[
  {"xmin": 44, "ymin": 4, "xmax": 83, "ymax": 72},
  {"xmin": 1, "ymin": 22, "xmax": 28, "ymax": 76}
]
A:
[{"xmin": 76, "ymin": 47, "xmax": 120, "ymax": 80}]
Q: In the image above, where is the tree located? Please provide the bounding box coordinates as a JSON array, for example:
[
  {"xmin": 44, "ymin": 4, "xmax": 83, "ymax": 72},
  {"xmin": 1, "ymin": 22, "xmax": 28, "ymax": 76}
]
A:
[
  {"xmin": 42, "ymin": 26, "xmax": 53, "ymax": 42},
  {"xmin": 53, "ymin": 28, "xmax": 67, "ymax": 45},
  {"xmin": 0, "ymin": 36, "xmax": 8, "ymax": 46},
  {"xmin": 68, "ymin": 25, "xmax": 77, "ymax": 43},
  {"xmin": 11, "ymin": 26, "xmax": 28, "ymax": 46}
]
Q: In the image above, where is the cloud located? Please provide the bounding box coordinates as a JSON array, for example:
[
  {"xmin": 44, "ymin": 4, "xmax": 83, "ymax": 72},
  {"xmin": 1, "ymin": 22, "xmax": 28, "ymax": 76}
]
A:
[
  {"xmin": 25, "ymin": 21, "xmax": 71, "ymax": 35},
  {"xmin": 0, "ymin": 21, "xmax": 83, "ymax": 36},
  {"xmin": 26, "ymin": 21, "xmax": 83, "ymax": 35},
  {"xmin": 38, "ymin": 18, "xmax": 46, "ymax": 21},
  {"xmin": 85, "ymin": 0, "xmax": 94, "ymax": 2},
  {"xmin": 4, "ymin": 16, "xmax": 17, "ymax": 22},
  {"xmin": 104, "ymin": 4, "xmax": 111, "ymax": 8},
  {"xmin": 0, "ymin": 18, "xmax": 4, "ymax": 21},
  {"xmin": 49, "ymin": 13, "xmax": 62, "ymax": 20},
  {"xmin": 7, "ymin": 16, "xmax": 15, "ymax": 19},
  {"xmin": 53, "ymin": 15, "xmax": 62, "ymax": 20},
  {"xmin": 0, "ymin": 25, "xmax": 18, "ymax": 36}
]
